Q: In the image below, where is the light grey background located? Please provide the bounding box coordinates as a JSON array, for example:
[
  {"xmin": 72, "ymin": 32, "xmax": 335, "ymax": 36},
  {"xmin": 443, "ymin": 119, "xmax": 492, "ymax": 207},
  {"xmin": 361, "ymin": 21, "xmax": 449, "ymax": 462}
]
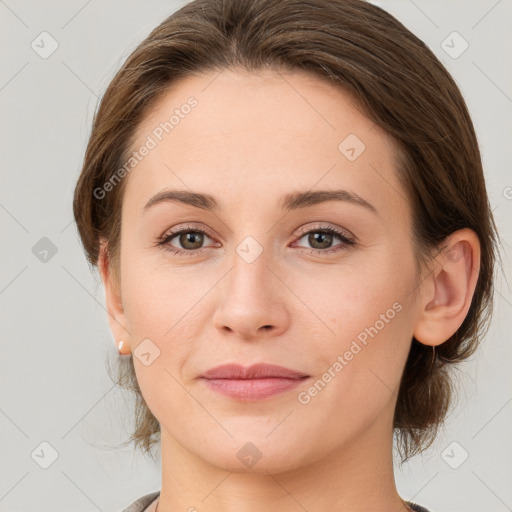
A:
[{"xmin": 0, "ymin": 1, "xmax": 511, "ymax": 511}]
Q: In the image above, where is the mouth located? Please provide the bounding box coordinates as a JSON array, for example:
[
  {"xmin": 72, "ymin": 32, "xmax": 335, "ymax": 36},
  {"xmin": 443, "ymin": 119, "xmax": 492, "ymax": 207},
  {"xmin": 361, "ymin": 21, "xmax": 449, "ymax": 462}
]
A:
[{"xmin": 200, "ymin": 363, "xmax": 310, "ymax": 401}]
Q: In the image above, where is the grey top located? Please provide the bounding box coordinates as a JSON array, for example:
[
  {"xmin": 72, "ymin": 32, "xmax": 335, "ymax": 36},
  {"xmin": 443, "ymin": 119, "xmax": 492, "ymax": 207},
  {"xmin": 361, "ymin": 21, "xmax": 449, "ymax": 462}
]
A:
[
  {"xmin": 120, "ymin": 491, "xmax": 432, "ymax": 512},
  {"xmin": 120, "ymin": 491, "xmax": 159, "ymax": 512}
]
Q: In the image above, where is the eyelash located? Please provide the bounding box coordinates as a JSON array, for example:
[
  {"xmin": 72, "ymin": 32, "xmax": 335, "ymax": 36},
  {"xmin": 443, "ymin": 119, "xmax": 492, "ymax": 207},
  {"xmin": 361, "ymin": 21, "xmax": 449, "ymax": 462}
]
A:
[{"xmin": 155, "ymin": 223, "xmax": 356, "ymax": 257}]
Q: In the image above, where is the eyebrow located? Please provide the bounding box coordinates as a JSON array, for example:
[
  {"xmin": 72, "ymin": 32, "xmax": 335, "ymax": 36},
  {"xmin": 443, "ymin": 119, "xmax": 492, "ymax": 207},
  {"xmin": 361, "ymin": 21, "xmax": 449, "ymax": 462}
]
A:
[{"xmin": 143, "ymin": 188, "xmax": 378, "ymax": 215}]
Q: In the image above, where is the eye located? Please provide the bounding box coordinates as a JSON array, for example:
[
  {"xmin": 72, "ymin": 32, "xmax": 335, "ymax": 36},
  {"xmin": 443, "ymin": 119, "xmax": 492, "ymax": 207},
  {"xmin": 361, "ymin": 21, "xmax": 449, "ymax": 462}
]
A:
[
  {"xmin": 291, "ymin": 224, "xmax": 356, "ymax": 254},
  {"xmin": 155, "ymin": 223, "xmax": 356, "ymax": 256},
  {"xmin": 156, "ymin": 224, "xmax": 219, "ymax": 256}
]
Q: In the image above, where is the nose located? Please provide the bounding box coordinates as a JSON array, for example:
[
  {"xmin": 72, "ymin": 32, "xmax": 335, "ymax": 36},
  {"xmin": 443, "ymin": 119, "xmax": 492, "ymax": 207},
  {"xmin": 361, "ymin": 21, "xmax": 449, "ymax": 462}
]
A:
[{"xmin": 212, "ymin": 247, "xmax": 290, "ymax": 341}]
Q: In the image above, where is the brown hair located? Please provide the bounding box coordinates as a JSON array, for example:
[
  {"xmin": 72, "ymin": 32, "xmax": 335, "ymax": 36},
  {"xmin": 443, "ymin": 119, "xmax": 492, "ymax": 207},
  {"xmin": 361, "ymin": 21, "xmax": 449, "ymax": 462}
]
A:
[{"xmin": 73, "ymin": 0, "xmax": 502, "ymax": 463}]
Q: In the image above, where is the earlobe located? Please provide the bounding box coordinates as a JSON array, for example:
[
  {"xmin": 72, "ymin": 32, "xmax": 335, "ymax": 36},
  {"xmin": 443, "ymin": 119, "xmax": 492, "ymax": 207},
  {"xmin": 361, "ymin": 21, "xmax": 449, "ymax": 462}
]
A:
[
  {"xmin": 413, "ymin": 228, "xmax": 481, "ymax": 347},
  {"xmin": 98, "ymin": 240, "xmax": 131, "ymax": 353}
]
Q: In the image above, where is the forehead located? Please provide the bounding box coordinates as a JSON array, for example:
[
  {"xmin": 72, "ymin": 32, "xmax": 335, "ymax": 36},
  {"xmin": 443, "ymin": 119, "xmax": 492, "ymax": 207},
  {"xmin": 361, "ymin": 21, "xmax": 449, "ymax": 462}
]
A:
[{"xmin": 123, "ymin": 68, "xmax": 407, "ymax": 220}]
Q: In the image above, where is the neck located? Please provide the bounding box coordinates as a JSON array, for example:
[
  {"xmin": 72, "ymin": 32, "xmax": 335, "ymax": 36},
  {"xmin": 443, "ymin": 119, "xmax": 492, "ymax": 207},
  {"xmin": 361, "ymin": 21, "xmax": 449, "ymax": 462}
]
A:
[{"xmin": 156, "ymin": 404, "xmax": 410, "ymax": 512}]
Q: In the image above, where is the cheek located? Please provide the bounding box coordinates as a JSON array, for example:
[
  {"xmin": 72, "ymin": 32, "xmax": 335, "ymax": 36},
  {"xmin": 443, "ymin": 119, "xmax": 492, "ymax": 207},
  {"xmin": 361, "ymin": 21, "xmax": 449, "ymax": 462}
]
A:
[
  {"xmin": 291, "ymin": 252, "xmax": 410, "ymax": 341},
  {"xmin": 296, "ymin": 297, "xmax": 411, "ymax": 447},
  {"xmin": 292, "ymin": 252, "xmax": 414, "ymax": 403},
  {"xmin": 124, "ymin": 263, "xmax": 204, "ymax": 424},
  {"xmin": 121, "ymin": 253, "xmax": 199, "ymax": 335}
]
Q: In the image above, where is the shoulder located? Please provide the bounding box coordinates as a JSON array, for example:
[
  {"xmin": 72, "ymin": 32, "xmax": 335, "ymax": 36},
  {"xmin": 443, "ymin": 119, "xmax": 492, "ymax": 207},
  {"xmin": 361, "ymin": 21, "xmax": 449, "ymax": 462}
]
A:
[
  {"xmin": 119, "ymin": 490, "xmax": 160, "ymax": 512},
  {"xmin": 119, "ymin": 493, "xmax": 430, "ymax": 512},
  {"xmin": 405, "ymin": 500, "xmax": 433, "ymax": 512}
]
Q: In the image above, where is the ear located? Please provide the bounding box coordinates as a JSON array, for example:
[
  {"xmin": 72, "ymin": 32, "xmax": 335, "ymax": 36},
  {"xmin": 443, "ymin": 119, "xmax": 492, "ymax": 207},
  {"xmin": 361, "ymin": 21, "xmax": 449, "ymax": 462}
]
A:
[
  {"xmin": 413, "ymin": 228, "xmax": 481, "ymax": 347},
  {"xmin": 98, "ymin": 240, "xmax": 131, "ymax": 354}
]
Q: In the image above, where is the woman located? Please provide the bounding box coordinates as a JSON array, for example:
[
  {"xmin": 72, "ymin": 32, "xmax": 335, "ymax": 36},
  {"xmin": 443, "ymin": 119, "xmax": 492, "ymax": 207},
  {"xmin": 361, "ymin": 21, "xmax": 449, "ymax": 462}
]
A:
[{"xmin": 73, "ymin": 0, "xmax": 500, "ymax": 511}]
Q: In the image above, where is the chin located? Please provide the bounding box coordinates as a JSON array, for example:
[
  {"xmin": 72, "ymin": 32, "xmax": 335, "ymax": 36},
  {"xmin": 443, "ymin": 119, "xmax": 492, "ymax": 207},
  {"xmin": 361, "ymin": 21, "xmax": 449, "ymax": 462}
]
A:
[{"xmin": 195, "ymin": 433, "xmax": 314, "ymax": 475}]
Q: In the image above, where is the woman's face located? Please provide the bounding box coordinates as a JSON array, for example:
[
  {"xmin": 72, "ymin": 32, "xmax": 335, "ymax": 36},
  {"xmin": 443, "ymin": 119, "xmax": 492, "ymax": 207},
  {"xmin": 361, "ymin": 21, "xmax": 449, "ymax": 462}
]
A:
[{"xmin": 109, "ymin": 68, "xmax": 424, "ymax": 472}]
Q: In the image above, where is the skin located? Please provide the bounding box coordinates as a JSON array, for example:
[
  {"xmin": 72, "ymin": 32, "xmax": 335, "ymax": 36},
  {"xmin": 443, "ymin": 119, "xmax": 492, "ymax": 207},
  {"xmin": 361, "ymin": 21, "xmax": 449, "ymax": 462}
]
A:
[{"xmin": 99, "ymin": 68, "xmax": 480, "ymax": 512}]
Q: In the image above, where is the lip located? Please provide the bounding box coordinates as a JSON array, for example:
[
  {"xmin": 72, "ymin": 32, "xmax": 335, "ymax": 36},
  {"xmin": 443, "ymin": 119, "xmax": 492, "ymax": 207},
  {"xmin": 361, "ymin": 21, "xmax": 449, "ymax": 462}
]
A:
[
  {"xmin": 201, "ymin": 363, "xmax": 309, "ymax": 380},
  {"xmin": 200, "ymin": 363, "xmax": 310, "ymax": 401}
]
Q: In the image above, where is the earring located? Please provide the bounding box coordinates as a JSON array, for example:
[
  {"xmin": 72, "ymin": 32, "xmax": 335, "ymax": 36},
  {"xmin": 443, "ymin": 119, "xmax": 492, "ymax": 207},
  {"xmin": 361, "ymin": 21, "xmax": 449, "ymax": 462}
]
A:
[{"xmin": 118, "ymin": 340, "xmax": 127, "ymax": 355}]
